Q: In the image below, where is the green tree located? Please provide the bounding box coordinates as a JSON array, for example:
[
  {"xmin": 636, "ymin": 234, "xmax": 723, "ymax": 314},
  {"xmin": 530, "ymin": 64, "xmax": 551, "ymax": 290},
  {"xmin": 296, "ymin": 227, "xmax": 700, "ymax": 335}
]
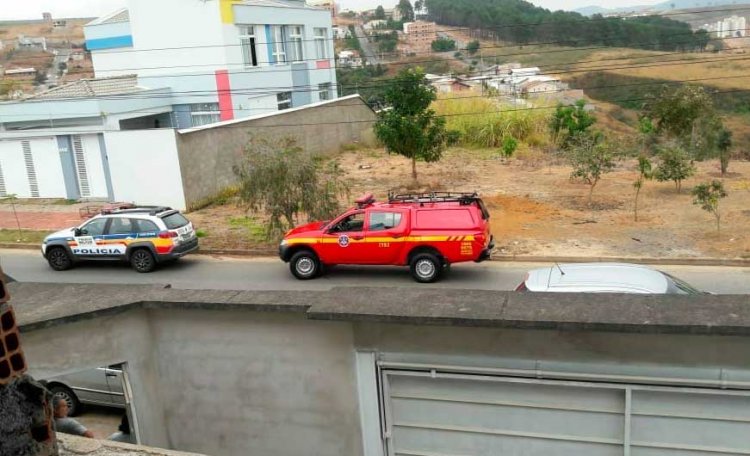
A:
[
  {"xmin": 637, "ymin": 116, "xmax": 659, "ymax": 156},
  {"xmin": 374, "ymin": 5, "xmax": 386, "ymax": 19},
  {"xmin": 692, "ymin": 180, "xmax": 728, "ymax": 232},
  {"xmin": 466, "ymin": 40, "xmax": 480, "ymax": 55},
  {"xmin": 694, "ymin": 29, "xmax": 710, "ymax": 52},
  {"xmin": 374, "ymin": 68, "xmax": 449, "ymax": 181},
  {"xmin": 643, "ymin": 85, "xmax": 718, "ymax": 156},
  {"xmin": 633, "ymin": 155, "xmax": 653, "ymax": 222},
  {"xmin": 568, "ymin": 134, "xmax": 616, "ymax": 207},
  {"xmin": 550, "ymin": 99, "xmax": 596, "ymax": 149},
  {"xmin": 431, "ymin": 37, "xmax": 456, "ymax": 52},
  {"xmin": 233, "ymin": 137, "xmax": 348, "ymax": 239},
  {"xmin": 397, "ymin": 0, "xmax": 415, "ymax": 22},
  {"xmin": 653, "ymin": 144, "xmax": 696, "ymax": 193},
  {"xmin": 716, "ymin": 127, "xmax": 732, "ymax": 177},
  {"xmin": 415, "ymin": 0, "xmax": 424, "ymax": 12}
]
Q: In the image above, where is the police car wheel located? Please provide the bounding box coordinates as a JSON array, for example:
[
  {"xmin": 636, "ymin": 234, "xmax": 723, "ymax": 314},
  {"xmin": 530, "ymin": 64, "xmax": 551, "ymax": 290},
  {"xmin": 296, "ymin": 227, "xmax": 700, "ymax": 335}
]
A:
[
  {"xmin": 47, "ymin": 247, "xmax": 73, "ymax": 271},
  {"xmin": 130, "ymin": 249, "xmax": 156, "ymax": 273},
  {"xmin": 290, "ymin": 251, "xmax": 319, "ymax": 280},
  {"xmin": 410, "ymin": 253, "xmax": 442, "ymax": 283}
]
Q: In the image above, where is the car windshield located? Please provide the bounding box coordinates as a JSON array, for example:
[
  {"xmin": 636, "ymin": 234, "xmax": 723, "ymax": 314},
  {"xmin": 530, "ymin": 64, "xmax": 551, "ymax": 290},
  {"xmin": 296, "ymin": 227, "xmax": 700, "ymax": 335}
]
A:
[
  {"xmin": 663, "ymin": 272, "xmax": 703, "ymax": 295},
  {"xmin": 161, "ymin": 212, "xmax": 189, "ymax": 229}
]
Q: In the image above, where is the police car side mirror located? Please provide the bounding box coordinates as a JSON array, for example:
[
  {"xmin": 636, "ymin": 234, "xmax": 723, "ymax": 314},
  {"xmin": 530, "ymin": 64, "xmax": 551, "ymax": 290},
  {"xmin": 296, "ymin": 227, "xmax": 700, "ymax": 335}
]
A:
[{"xmin": 75, "ymin": 228, "xmax": 83, "ymax": 236}]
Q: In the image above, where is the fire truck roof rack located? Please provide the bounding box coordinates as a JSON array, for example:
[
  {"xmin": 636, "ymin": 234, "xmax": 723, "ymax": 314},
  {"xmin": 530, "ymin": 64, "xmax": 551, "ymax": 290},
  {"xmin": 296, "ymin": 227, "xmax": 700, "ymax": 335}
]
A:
[{"xmin": 387, "ymin": 191, "xmax": 480, "ymax": 205}]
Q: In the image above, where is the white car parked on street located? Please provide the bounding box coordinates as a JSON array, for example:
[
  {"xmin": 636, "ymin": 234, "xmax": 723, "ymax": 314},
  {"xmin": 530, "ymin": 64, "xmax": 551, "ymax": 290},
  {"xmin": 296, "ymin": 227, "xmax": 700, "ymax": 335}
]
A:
[{"xmin": 516, "ymin": 263, "xmax": 704, "ymax": 294}]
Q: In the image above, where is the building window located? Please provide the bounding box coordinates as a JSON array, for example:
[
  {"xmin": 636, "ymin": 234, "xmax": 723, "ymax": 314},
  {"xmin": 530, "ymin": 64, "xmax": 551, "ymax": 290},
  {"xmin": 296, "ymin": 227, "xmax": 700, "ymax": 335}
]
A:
[
  {"xmin": 277, "ymin": 92, "xmax": 292, "ymax": 110},
  {"xmin": 318, "ymin": 83, "xmax": 331, "ymax": 101},
  {"xmin": 190, "ymin": 103, "xmax": 221, "ymax": 126},
  {"xmin": 239, "ymin": 25, "xmax": 258, "ymax": 67},
  {"xmin": 288, "ymin": 25, "xmax": 304, "ymax": 62},
  {"xmin": 272, "ymin": 25, "xmax": 287, "ymax": 64},
  {"xmin": 314, "ymin": 28, "xmax": 328, "ymax": 59}
]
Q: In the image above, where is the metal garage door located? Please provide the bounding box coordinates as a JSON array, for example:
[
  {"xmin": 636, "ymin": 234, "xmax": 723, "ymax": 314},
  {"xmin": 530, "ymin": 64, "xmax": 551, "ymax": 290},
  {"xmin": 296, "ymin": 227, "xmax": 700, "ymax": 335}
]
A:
[{"xmin": 382, "ymin": 370, "xmax": 750, "ymax": 456}]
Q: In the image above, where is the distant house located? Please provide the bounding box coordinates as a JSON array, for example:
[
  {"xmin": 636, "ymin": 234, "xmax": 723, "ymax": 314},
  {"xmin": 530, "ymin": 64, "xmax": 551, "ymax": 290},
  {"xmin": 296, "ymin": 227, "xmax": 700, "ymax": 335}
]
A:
[
  {"xmin": 509, "ymin": 67, "xmax": 541, "ymax": 81},
  {"xmin": 16, "ymin": 35, "xmax": 47, "ymax": 52},
  {"xmin": 4, "ymin": 68, "xmax": 37, "ymax": 78},
  {"xmin": 332, "ymin": 25, "xmax": 351, "ymax": 39},
  {"xmin": 431, "ymin": 77, "xmax": 472, "ymax": 93},
  {"xmin": 42, "ymin": 12, "xmax": 53, "ymax": 22},
  {"xmin": 384, "ymin": 8, "xmax": 402, "ymax": 21},
  {"xmin": 364, "ymin": 20, "xmax": 387, "ymax": 30},
  {"xmin": 521, "ymin": 78, "xmax": 565, "ymax": 95},
  {"xmin": 338, "ymin": 50, "xmax": 363, "ymax": 68},
  {"xmin": 403, "ymin": 21, "xmax": 436, "ymax": 53},
  {"xmin": 53, "ymin": 20, "xmax": 68, "ymax": 28}
]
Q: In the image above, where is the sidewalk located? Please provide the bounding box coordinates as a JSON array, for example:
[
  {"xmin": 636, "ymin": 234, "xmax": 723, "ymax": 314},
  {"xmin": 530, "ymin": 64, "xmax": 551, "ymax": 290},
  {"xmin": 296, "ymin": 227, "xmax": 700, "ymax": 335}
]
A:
[{"xmin": 0, "ymin": 206, "xmax": 82, "ymax": 231}]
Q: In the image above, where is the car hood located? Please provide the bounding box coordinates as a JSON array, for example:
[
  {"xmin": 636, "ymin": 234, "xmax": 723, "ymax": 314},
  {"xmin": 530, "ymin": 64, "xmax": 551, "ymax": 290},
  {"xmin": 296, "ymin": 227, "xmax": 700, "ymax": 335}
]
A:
[
  {"xmin": 286, "ymin": 221, "xmax": 328, "ymax": 237},
  {"xmin": 45, "ymin": 227, "xmax": 76, "ymax": 241}
]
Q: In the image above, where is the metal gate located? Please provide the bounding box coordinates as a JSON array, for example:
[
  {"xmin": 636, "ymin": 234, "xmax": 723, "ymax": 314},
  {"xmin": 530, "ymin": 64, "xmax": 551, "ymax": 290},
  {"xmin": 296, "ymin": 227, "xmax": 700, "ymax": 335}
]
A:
[{"xmin": 381, "ymin": 370, "xmax": 750, "ymax": 456}]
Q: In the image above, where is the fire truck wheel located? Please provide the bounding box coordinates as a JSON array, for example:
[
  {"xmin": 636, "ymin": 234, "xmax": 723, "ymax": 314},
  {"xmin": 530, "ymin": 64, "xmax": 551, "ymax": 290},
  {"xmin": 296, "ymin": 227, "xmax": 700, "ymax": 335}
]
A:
[
  {"xmin": 410, "ymin": 253, "xmax": 442, "ymax": 283},
  {"xmin": 290, "ymin": 250, "xmax": 320, "ymax": 280}
]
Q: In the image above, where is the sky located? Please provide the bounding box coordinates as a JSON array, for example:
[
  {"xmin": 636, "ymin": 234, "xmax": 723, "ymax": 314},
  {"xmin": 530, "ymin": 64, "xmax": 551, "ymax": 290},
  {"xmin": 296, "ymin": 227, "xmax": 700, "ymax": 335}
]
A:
[{"xmin": 0, "ymin": 0, "xmax": 669, "ymax": 20}]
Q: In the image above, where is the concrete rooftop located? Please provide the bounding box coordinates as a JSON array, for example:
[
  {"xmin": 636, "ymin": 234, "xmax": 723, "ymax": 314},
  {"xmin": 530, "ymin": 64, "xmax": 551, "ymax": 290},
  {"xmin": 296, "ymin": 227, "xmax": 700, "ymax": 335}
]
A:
[{"xmin": 8, "ymin": 283, "xmax": 750, "ymax": 336}]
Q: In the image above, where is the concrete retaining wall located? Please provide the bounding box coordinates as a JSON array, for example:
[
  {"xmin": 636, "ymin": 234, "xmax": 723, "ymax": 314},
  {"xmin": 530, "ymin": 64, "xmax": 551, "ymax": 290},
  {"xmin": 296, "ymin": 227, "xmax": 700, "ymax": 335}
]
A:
[
  {"xmin": 175, "ymin": 95, "xmax": 377, "ymax": 210},
  {"xmin": 15, "ymin": 285, "xmax": 750, "ymax": 455}
]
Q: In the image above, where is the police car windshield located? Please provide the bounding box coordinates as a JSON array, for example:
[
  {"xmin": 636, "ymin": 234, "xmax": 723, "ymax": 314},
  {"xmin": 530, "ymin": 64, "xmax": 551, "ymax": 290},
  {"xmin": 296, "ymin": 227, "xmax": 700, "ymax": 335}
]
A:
[{"xmin": 162, "ymin": 212, "xmax": 189, "ymax": 230}]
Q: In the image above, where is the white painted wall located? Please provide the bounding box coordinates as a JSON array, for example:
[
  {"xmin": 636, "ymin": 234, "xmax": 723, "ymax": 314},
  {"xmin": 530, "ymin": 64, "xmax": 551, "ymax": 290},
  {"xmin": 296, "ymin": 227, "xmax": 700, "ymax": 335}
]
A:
[
  {"xmin": 96, "ymin": 0, "xmax": 227, "ymax": 79},
  {"xmin": 29, "ymin": 137, "xmax": 66, "ymax": 198},
  {"xmin": 80, "ymin": 134, "xmax": 109, "ymax": 199},
  {"xmin": 236, "ymin": 94, "xmax": 278, "ymax": 116},
  {"xmin": 0, "ymin": 140, "xmax": 31, "ymax": 197},
  {"xmin": 104, "ymin": 129, "xmax": 186, "ymax": 210}
]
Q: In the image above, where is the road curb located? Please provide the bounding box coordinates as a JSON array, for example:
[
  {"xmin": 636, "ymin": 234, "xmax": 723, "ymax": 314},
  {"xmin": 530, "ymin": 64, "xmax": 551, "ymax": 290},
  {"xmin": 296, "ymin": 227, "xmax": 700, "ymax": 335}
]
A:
[
  {"xmin": 0, "ymin": 243, "xmax": 39, "ymax": 251},
  {"xmin": 2, "ymin": 244, "xmax": 748, "ymax": 267},
  {"xmin": 490, "ymin": 255, "xmax": 750, "ymax": 267}
]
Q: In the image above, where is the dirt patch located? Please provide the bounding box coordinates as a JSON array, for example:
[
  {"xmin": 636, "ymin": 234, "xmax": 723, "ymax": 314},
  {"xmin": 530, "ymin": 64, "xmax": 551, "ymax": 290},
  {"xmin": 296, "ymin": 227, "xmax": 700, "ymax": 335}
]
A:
[{"xmin": 185, "ymin": 147, "xmax": 750, "ymax": 260}]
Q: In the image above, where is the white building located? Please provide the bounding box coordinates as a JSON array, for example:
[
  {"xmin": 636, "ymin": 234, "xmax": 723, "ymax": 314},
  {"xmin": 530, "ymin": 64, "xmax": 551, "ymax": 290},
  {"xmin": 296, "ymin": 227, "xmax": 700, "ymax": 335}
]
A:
[
  {"xmin": 701, "ymin": 15, "xmax": 747, "ymax": 38},
  {"xmin": 509, "ymin": 67, "xmax": 541, "ymax": 81},
  {"xmin": 332, "ymin": 25, "xmax": 351, "ymax": 39},
  {"xmin": 337, "ymin": 50, "xmax": 362, "ymax": 68},
  {"xmin": 0, "ymin": 0, "xmax": 341, "ymax": 207},
  {"xmin": 84, "ymin": 0, "xmax": 338, "ymax": 127},
  {"xmin": 363, "ymin": 20, "xmax": 388, "ymax": 31}
]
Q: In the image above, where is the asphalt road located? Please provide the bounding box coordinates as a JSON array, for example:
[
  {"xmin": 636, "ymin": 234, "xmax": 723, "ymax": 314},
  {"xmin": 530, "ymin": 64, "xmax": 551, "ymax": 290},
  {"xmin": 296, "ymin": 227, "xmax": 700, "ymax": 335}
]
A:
[
  {"xmin": 1, "ymin": 250, "xmax": 748, "ymax": 294},
  {"xmin": 354, "ymin": 25, "xmax": 379, "ymax": 64}
]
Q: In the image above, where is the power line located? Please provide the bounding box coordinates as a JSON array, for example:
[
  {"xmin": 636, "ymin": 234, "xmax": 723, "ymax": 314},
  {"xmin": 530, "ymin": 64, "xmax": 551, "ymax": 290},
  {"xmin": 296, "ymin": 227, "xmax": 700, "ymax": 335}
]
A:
[
  {"xmin": 3, "ymin": 77, "xmax": 749, "ymax": 120},
  {"xmin": 7, "ymin": 52, "xmax": 750, "ymax": 107},
  {"xmin": 8, "ymin": 3, "xmax": 744, "ymax": 63},
  {"xmin": 13, "ymin": 26, "xmax": 745, "ymax": 75}
]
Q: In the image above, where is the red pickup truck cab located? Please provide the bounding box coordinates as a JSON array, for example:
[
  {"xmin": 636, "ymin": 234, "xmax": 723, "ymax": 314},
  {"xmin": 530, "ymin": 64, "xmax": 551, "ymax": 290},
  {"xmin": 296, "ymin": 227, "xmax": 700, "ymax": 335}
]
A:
[{"xmin": 279, "ymin": 192, "xmax": 494, "ymax": 283}]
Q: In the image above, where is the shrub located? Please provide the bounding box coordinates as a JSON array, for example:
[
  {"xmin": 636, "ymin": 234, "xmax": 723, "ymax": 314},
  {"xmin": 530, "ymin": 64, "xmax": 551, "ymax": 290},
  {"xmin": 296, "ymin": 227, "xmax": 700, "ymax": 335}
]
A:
[
  {"xmin": 653, "ymin": 144, "xmax": 696, "ymax": 193},
  {"xmin": 234, "ymin": 137, "xmax": 348, "ymax": 239},
  {"xmin": 432, "ymin": 94, "xmax": 551, "ymax": 148}
]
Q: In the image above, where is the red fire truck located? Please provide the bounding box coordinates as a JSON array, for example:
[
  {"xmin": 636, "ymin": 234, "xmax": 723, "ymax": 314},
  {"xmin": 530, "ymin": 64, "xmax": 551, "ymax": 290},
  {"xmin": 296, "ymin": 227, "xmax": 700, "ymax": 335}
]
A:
[{"xmin": 279, "ymin": 192, "xmax": 494, "ymax": 283}]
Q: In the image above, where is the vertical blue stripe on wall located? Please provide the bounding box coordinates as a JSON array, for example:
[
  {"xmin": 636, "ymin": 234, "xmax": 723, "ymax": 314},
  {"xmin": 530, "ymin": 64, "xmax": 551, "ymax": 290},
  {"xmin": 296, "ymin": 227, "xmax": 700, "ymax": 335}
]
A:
[{"xmin": 265, "ymin": 25, "xmax": 275, "ymax": 64}]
